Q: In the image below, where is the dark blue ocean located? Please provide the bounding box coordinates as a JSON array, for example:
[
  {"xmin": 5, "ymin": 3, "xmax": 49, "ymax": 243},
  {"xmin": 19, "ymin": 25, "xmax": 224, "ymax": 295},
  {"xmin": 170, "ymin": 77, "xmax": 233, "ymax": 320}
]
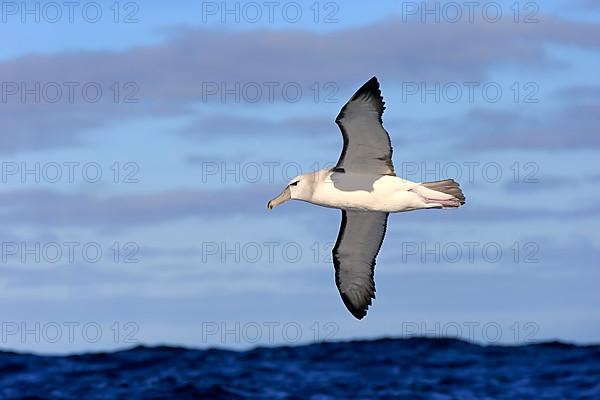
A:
[{"xmin": 0, "ymin": 338, "xmax": 598, "ymax": 399}]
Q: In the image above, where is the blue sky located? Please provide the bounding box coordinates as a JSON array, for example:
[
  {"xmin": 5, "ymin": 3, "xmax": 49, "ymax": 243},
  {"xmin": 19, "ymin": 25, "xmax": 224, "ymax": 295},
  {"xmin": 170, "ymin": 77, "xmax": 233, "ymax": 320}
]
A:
[{"xmin": 0, "ymin": 0, "xmax": 599, "ymax": 354}]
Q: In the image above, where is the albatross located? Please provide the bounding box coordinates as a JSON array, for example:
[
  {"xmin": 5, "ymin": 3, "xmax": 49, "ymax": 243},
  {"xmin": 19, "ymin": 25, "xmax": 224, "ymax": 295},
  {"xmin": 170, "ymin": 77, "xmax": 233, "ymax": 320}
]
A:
[{"xmin": 267, "ymin": 77, "xmax": 465, "ymax": 319}]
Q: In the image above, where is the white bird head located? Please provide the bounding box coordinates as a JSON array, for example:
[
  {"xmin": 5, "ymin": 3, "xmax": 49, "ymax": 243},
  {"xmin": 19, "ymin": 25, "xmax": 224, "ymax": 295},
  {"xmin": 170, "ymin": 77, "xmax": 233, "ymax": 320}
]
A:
[{"xmin": 267, "ymin": 174, "xmax": 315, "ymax": 210}]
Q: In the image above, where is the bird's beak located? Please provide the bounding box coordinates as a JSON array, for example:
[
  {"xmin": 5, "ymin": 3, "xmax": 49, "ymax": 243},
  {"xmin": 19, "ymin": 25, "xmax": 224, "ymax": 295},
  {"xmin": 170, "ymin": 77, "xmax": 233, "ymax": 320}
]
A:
[{"xmin": 267, "ymin": 186, "xmax": 291, "ymax": 210}]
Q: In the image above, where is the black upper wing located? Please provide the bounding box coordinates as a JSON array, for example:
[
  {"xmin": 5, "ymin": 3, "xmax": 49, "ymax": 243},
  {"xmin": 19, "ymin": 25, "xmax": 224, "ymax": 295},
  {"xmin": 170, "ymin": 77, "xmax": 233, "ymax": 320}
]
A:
[
  {"xmin": 335, "ymin": 77, "xmax": 395, "ymax": 176},
  {"xmin": 332, "ymin": 210, "xmax": 389, "ymax": 319}
]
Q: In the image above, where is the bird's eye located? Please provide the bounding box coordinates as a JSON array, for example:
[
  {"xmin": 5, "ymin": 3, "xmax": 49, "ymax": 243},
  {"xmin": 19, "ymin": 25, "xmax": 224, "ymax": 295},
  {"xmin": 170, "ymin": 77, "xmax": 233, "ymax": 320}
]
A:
[{"xmin": 290, "ymin": 181, "xmax": 299, "ymax": 187}]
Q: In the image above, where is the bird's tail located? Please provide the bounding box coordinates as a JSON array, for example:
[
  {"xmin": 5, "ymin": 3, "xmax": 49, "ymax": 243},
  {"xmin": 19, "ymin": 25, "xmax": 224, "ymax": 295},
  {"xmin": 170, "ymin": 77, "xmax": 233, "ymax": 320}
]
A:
[{"xmin": 421, "ymin": 179, "xmax": 465, "ymax": 206}]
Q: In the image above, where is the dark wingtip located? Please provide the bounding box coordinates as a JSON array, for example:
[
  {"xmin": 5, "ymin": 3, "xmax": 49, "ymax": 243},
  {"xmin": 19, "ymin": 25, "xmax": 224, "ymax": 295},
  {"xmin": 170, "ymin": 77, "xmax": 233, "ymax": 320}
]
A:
[
  {"xmin": 335, "ymin": 76, "xmax": 385, "ymax": 124},
  {"xmin": 353, "ymin": 76, "xmax": 380, "ymax": 99},
  {"xmin": 341, "ymin": 293, "xmax": 368, "ymax": 320},
  {"xmin": 347, "ymin": 77, "xmax": 386, "ymax": 122}
]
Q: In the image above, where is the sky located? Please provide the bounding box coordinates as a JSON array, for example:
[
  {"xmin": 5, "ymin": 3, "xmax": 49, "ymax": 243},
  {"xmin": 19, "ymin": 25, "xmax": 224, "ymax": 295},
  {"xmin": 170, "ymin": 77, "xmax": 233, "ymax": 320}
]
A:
[{"xmin": 0, "ymin": 0, "xmax": 599, "ymax": 354}]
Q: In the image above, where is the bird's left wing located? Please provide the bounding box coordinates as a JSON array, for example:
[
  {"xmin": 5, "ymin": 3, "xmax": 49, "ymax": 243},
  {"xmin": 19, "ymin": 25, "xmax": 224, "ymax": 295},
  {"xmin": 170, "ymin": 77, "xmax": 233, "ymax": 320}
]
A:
[
  {"xmin": 334, "ymin": 77, "xmax": 395, "ymax": 175},
  {"xmin": 332, "ymin": 210, "xmax": 389, "ymax": 319}
]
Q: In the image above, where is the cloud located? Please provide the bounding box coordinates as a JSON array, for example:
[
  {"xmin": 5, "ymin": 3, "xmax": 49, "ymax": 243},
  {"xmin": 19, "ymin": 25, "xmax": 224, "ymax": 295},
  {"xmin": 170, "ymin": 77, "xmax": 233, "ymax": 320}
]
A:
[
  {"xmin": 503, "ymin": 176, "xmax": 575, "ymax": 193},
  {"xmin": 556, "ymin": 85, "xmax": 600, "ymax": 101},
  {"xmin": 426, "ymin": 100, "xmax": 600, "ymax": 151},
  {"xmin": 574, "ymin": 0, "xmax": 600, "ymax": 11},
  {"xmin": 0, "ymin": 186, "xmax": 271, "ymax": 231},
  {"xmin": 390, "ymin": 203, "xmax": 600, "ymax": 227},
  {"xmin": 0, "ymin": 109, "xmax": 109, "ymax": 153},
  {"xmin": 178, "ymin": 114, "xmax": 331, "ymax": 139},
  {"xmin": 1, "ymin": 14, "xmax": 600, "ymax": 153},
  {"xmin": 448, "ymin": 205, "xmax": 600, "ymax": 221}
]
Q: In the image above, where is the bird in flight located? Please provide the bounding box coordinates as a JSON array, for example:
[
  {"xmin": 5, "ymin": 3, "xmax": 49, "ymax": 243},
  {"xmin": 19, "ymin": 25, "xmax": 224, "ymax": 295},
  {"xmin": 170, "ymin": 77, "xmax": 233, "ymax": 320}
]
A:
[{"xmin": 268, "ymin": 77, "xmax": 465, "ymax": 319}]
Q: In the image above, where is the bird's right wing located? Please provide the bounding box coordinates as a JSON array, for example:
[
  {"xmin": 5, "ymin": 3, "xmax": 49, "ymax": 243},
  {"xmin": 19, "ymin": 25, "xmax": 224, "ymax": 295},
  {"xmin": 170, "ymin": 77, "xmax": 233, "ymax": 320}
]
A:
[{"xmin": 332, "ymin": 210, "xmax": 389, "ymax": 319}]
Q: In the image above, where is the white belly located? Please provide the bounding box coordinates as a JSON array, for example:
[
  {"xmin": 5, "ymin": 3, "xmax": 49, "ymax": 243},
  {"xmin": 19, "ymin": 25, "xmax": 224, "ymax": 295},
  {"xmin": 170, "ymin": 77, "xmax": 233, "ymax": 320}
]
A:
[{"xmin": 308, "ymin": 172, "xmax": 435, "ymax": 213}]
